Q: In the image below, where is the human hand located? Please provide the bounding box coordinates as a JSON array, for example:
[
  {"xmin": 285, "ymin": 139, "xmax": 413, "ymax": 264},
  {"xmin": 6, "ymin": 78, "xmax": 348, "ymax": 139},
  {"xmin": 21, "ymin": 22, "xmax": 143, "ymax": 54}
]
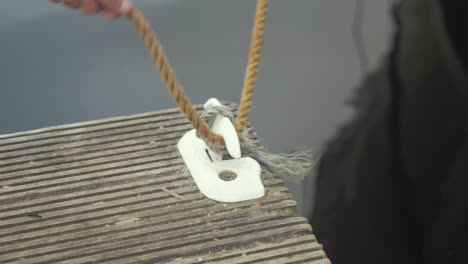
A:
[{"xmin": 49, "ymin": 0, "xmax": 132, "ymax": 21}]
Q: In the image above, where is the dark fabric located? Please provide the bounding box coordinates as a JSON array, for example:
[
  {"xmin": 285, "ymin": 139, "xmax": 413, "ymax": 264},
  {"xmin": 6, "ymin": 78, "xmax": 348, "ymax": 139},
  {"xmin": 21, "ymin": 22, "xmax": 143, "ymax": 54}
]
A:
[
  {"xmin": 439, "ymin": 1, "xmax": 468, "ymax": 71},
  {"xmin": 310, "ymin": 0, "xmax": 468, "ymax": 263}
]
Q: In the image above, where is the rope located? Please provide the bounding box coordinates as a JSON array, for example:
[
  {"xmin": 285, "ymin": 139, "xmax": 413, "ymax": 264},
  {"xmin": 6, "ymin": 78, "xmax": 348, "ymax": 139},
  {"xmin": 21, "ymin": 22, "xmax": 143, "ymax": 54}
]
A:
[
  {"xmin": 235, "ymin": 0, "xmax": 268, "ymax": 133},
  {"xmin": 125, "ymin": 0, "xmax": 268, "ymax": 146},
  {"xmin": 126, "ymin": 7, "xmax": 224, "ymax": 146}
]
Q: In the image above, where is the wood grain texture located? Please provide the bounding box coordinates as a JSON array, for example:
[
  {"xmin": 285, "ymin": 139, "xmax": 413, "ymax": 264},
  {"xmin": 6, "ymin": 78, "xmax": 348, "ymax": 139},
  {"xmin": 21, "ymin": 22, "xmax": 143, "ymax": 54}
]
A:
[{"xmin": 0, "ymin": 104, "xmax": 329, "ymax": 264}]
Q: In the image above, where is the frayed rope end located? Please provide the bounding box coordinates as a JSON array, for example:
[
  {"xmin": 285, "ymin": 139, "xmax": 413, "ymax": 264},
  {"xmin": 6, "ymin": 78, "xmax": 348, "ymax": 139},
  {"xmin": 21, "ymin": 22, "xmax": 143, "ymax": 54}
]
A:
[
  {"xmin": 200, "ymin": 104, "xmax": 319, "ymax": 182},
  {"xmin": 240, "ymin": 135, "xmax": 319, "ymax": 182}
]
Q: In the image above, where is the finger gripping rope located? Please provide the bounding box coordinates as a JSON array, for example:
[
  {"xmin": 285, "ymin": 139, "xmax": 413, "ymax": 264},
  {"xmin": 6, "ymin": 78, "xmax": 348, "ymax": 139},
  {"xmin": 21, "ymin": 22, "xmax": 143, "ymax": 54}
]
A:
[{"xmin": 125, "ymin": 0, "xmax": 268, "ymax": 146}]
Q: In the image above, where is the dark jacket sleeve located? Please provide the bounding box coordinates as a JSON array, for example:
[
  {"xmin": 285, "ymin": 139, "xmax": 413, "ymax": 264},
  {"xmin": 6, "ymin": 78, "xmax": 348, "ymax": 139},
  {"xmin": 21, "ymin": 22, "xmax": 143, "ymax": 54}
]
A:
[{"xmin": 310, "ymin": 0, "xmax": 468, "ymax": 263}]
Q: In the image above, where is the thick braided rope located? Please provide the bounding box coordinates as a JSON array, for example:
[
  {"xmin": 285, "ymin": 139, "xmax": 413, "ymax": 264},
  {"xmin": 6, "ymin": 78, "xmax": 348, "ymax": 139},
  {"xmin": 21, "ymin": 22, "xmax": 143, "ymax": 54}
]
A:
[
  {"xmin": 234, "ymin": 0, "xmax": 268, "ymax": 134},
  {"xmin": 126, "ymin": 7, "xmax": 224, "ymax": 146},
  {"xmin": 126, "ymin": 1, "xmax": 268, "ymax": 145}
]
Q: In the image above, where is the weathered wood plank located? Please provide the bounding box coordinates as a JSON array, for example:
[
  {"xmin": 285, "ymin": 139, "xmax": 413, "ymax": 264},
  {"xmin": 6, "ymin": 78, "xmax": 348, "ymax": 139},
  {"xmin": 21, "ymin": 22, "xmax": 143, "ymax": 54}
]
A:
[
  {"xmin": 0, "ymin": 106, "xmax": 204, "ymax": 141},
  {"xmin": 169, "ymin": 236, "xmax": 318, "ymax": 263},
  {"xmin": 0, "ymin": 105, "xmax": 329, "ymax": 263}
]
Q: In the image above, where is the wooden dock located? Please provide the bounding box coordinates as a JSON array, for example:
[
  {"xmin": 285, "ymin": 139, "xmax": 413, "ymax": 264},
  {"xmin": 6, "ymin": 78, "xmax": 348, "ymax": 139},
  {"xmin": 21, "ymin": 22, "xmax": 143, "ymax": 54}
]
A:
[{"xmin": 0, "ymin": 104, "xmax": 329, "ymax": 263}]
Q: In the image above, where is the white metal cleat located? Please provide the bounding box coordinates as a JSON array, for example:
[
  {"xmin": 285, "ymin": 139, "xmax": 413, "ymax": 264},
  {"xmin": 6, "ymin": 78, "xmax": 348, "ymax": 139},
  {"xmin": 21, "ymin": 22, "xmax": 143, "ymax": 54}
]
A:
[{"xmin": 177, "ymin": 98, "xmax": 265, "ymax": 203}]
